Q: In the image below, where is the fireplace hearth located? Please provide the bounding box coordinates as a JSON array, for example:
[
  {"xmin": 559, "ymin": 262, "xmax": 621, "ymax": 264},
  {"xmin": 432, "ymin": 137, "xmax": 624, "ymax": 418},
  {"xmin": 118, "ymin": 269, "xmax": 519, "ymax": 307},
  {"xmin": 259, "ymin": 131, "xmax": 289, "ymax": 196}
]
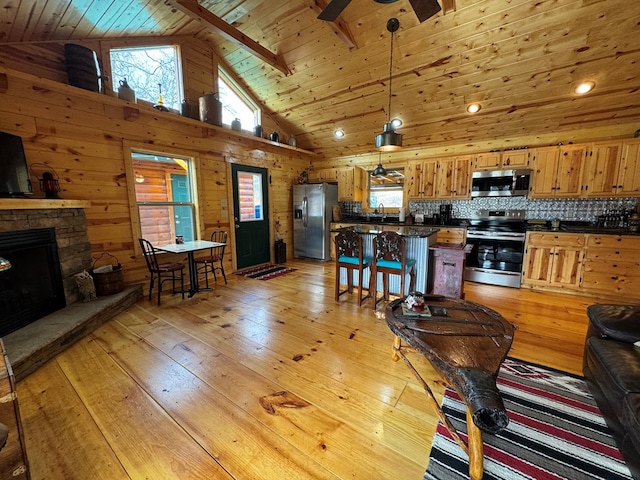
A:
[{"xmin": 0, "ymin": 228, "xmax": 66, "ymax": 337}]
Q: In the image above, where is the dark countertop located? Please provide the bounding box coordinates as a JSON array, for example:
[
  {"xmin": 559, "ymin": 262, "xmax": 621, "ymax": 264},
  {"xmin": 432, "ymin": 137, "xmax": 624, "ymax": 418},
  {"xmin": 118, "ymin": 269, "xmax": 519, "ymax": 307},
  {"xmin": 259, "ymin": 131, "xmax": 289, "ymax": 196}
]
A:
[
  {"xmin": 331, "ymin": 224, "xmax": 439, "ymax": 237},
  {"xmin": 526, "ymin": 222, "xmax": 639, "ymax": 236}
]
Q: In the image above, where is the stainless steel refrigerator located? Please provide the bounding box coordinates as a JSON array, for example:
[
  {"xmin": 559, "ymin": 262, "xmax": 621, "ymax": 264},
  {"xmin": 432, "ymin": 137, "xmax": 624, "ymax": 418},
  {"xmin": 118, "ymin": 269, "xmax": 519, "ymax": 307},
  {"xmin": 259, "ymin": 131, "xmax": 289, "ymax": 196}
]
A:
[{"xmin": 293, "ymin": 183, "xmax": 338, "ymax": 261}]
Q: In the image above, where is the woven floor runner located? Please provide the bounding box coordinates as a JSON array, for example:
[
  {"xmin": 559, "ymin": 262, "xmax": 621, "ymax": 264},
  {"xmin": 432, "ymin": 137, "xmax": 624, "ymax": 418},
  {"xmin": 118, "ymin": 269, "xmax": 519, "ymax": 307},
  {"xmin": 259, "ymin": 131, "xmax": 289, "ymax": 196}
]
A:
[
  {"xmin": 234, "ymin": 264, "xmax": 296, "ymax": 281},
  {"xmin": 424, "ymin": 358, "xmax": 633, "ymax": 480}
]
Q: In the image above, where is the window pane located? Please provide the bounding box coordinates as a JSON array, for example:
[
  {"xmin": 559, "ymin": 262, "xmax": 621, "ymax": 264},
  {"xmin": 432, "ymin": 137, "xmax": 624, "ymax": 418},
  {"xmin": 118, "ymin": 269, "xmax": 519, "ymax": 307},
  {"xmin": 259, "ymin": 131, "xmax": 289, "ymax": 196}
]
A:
[
  {"xmin": 369, "ymin": 168, "xmax": 404, "ymax": 208},
  {"xmin": 237, "ymin": 172, "xmax": 264, "ymax": 221},
  {"xmin": 132, "ymin": 152, "xmax": 195, "ymax": 244},
  {"xmin": 111, "ymin": 46, "xmax": 181, "ymax": 110},
  {"xmin": 370, "ymin": 189, "xmax": 403, "ymax": 208},
  {"xmin": 218, "ymin": 74, "xmax": 257, "ymax": 129}
]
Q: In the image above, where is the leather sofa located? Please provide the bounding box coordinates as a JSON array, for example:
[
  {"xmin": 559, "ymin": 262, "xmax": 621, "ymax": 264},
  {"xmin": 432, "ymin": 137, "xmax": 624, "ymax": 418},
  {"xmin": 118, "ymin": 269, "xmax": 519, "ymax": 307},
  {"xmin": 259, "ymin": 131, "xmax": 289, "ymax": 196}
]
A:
[{"xmin": 583, "ymin": 304, "xmax": 640, "ymax": 480}]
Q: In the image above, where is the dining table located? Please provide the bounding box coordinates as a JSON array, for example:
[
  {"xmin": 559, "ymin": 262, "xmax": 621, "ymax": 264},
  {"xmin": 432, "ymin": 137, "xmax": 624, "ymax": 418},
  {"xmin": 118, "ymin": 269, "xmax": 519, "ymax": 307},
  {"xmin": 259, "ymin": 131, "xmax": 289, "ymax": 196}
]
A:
[{"xmin": 155, "ymin": 240, "xmax": 225, "ymax": 297}]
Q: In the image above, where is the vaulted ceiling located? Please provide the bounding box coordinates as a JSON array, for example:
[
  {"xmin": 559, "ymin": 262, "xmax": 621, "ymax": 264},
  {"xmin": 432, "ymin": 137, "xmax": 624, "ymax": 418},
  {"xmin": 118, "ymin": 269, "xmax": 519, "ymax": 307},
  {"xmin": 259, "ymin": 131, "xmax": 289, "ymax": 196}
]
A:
[{"xmin": 1, "ymin": 0, "xmax": 639, "ymax": 159}]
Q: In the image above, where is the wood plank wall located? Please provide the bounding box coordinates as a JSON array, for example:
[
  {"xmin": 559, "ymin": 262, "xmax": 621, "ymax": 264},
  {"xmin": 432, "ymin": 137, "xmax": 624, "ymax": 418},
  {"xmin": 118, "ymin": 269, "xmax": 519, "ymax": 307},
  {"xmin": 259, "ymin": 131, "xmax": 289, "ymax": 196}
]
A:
[{"xmin": 0, "ymin": 64, "xmax": 312, "ymax": 288}]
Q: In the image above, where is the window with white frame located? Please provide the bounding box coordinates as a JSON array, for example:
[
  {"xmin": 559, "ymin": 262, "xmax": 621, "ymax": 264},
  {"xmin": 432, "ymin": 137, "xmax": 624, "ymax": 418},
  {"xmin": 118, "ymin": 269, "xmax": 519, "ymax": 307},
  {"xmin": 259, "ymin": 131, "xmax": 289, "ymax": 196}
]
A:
[
  {"xmin": 218, "ymin": 68, "xmax": 259, "ymax": 130},
  {"xmin": 369, "ymin": 168, "xmax": 405, "ymax": 209},
  {"xmin": 110, "ymin": 45, "xmax": 182, "ymax": 110},
  {"xmin": 131, "ymin": 151, "xmax": 196, "ymax": 245}
]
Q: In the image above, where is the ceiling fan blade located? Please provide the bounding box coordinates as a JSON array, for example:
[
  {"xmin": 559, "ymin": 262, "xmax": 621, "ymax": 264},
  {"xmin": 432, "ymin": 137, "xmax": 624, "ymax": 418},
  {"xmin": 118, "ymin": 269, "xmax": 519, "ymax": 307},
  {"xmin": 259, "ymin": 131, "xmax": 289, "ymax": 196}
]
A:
[
  {"xmin": 318, "ymin": 0, "xmax": 352, "ymax": 21},
  {"xmin": 408, "ymin": 0, "xmax": 442, "ymax": 23}
]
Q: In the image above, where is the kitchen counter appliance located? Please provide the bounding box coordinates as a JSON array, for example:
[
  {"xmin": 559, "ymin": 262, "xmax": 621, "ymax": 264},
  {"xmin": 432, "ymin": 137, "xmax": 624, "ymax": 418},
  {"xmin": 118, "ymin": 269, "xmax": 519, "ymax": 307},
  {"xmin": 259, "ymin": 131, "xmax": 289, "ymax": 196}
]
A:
[
  {"xmin": 463, "ymin": 209, "xmax": 526, "ymax": 288},
  {"xmin": 293, "ymin": 183, "xmax": 337, "ymax": 261},
  {"xmin": 471, "ymin": 169, "xmax": 531, "ymax": 197}
]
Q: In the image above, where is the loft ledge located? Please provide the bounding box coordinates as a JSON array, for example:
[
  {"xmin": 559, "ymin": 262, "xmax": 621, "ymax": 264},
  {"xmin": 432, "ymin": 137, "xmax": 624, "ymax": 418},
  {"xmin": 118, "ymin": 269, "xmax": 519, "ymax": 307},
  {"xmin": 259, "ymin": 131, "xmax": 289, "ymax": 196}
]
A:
[{"xmin": 0, "ymin": 198, "xmax": 91, "ymax": 210}]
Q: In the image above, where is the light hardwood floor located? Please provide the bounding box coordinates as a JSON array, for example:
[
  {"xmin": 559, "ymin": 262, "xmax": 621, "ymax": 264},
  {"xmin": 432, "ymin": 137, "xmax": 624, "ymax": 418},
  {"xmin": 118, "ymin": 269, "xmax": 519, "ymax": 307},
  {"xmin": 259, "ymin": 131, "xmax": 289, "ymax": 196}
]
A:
[{"xmin": 17, "ymin": 259, "xmax": 594, "ymax": 480}]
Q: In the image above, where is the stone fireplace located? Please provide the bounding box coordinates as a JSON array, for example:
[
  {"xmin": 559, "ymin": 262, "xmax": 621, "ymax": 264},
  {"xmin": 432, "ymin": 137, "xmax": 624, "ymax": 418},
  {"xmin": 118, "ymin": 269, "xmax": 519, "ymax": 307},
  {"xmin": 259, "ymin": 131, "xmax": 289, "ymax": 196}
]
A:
[
  {"xmin": 0, "ymin": 199, "xmax": 142, "ymax": 380},
  {"xmin": 0, "ymin": 202, "xmax": 93, "ymax": 311}
]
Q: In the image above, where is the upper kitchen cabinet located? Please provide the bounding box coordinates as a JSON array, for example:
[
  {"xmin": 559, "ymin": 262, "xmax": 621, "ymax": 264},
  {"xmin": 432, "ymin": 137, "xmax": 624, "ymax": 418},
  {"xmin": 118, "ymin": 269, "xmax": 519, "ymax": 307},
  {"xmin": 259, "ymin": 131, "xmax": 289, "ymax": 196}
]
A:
[
  {"xmin": 577, "ymin": 138, "xmax": 640, "ymax": 197},
  {"xmin": 617, "ymin": 139, "xmax": 640, "ymax": 196},
  {"xmin": 474, "ymin": 152, "xmax": 501, "ymax": 170},
  {"xmin": 501, "ymin": 150, "xmax": 530, "ymax": 168},
  {"xmin": 308, "ymin": 168, "xmax": 338, "ymax": 183},
  {"xmin": 474, "ymin": 150, "xmax": 530, "ymax": 171},
  {"xmin": 436, "ymin": 155, "xmax": 473, "ymax": 199},
  {"xmin": 581, "ymin": 141, "xmax": 623, "ymax": 197},
  {"xmin": 338, "ymin": 166, "xmax": 367, "ymax": 201},
  {"xmin": 406, "ymin": 159, "xmax": 438, "ymax": 199},
  {"xmin": 529, "ymin": 145, "xmax": 586, "ymax": 198}
]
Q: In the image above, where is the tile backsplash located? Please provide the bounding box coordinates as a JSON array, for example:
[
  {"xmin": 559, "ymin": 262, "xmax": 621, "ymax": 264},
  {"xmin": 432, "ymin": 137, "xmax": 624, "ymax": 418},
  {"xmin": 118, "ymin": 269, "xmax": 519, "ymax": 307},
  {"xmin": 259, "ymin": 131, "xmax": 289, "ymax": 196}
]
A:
[
  {"xmin": 340, "ymin": 198, "xmax": 639, "ymax": 223},
  {"xmin": 409, "ymin": 197, "xmax": 639, "ymax": 222}
]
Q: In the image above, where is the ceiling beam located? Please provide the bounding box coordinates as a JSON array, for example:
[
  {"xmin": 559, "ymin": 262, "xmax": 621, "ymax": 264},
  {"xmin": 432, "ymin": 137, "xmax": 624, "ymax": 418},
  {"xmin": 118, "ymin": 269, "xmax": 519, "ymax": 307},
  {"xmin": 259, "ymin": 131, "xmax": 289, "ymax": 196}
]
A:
[
  {"xmin": 167, "ymin": 0, "xmax": 291, "ymax": 76},
  {"xmin": 308, "ymin": 1, "xmax": 357, "ymax": 50},
  {"xmin": 442, "ymin": 0, "xmax": 457, "ymax": 14}
]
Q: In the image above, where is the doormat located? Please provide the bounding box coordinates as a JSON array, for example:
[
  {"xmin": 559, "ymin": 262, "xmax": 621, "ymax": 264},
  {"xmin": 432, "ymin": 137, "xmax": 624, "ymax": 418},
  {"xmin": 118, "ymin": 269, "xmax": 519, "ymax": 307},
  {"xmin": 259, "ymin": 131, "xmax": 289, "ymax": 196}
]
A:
[
  {"xmin": 424, "ymin": 358, "xmax": 632, "ymax": 480},
  {"xmin": 234, "ymin": 264, "xmax": 296, "ymax": 281}
]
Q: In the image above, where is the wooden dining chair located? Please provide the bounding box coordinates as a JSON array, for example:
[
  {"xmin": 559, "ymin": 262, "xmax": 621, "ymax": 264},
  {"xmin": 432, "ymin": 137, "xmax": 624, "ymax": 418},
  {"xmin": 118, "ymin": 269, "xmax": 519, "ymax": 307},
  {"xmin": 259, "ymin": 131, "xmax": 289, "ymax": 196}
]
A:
[
  {"xmin": 194, "ymin": 230, "xmax": 227, "ymax": 288},
  {"xmin": 138, "ymin": 238, "xmax": 185, "ymax": 305},
  {"xmin": 371, "ymin": 231, "xmax": 416, "ymax": 310},
  {"xmin": 334, "ymin": 229, "xmax": 372, "ymax": 306}
]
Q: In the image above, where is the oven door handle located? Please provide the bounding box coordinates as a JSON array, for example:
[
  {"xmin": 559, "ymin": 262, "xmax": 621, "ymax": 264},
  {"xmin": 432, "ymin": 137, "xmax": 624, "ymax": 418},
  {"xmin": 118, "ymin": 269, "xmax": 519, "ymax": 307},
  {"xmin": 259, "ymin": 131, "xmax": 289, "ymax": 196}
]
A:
[{"xmin": 467, "ymin": 232, "xmax": 526, "ymax": 241}]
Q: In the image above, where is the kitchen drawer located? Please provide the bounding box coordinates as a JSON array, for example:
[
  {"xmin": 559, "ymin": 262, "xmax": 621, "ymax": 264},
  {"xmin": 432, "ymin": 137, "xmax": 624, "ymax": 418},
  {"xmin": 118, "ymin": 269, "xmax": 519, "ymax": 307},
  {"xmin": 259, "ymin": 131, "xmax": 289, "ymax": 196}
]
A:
[
  {"xmin": 586, "ymin": 235, "xmax": 640, "ymax": 249},
  {"xmin": 527, "ymin": 232, "xmax": 585, "ymax": 247},
  {"xmin": 436, "ymin": 227, "xmax": 466, "ymax": 245}
]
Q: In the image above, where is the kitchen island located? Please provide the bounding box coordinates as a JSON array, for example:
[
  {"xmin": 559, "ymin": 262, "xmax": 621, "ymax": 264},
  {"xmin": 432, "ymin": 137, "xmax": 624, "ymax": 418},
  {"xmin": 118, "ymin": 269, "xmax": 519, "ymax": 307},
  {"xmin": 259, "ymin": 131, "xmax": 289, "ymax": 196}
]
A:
[{"xmin": 331, "ymin": 224, "xmax": 439, "ymax": 295}]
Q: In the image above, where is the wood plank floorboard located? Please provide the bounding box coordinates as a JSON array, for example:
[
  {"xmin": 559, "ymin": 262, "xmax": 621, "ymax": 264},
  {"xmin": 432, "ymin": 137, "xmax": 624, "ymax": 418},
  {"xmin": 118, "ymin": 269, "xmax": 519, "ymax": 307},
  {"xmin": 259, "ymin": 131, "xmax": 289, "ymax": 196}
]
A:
[{"xmin": 17, "ymin": 259, "xmax": 595, "ymax": 479}]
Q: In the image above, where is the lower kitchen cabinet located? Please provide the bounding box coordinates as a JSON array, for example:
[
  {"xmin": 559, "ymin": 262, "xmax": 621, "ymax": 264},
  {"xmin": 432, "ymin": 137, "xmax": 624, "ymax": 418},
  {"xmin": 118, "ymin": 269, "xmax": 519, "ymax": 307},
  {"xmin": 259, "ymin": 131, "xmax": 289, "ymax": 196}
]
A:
[
  {"xmin": 522, "ymin": 232, "xmax": 584, "ymax": 289},
  {"xmin": 582, "ymin": 235, "xmax": 640, "ymax": 296}
]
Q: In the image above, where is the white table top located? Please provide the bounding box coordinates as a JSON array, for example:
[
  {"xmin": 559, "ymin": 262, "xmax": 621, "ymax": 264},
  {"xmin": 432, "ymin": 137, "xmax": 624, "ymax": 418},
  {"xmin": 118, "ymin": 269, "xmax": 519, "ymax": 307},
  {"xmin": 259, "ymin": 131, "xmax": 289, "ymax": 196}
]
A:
[{"xmin": 155, "ymin": 240, "xmax": 225, "ymax": 254}]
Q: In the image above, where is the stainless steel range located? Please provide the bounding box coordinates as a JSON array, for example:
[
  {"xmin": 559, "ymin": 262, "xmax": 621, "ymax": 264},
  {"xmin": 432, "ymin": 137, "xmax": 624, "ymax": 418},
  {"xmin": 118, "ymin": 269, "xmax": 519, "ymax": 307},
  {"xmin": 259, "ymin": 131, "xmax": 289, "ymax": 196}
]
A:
[{"xmin": 463, "ymin": 209, "xmax": 526, "ymax": 288}]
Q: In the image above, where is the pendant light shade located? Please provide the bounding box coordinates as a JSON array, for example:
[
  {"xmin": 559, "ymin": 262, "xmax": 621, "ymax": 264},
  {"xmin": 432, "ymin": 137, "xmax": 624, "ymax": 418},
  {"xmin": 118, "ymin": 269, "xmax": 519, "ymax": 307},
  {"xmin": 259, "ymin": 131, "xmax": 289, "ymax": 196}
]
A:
[
  {"xmin": 375, "ymin": 123, "xmax": 402, "ymax": 151},
  {"xmin": 375, "ymin": 18, "xmax": 402, "ymax": 151},
  {"xmin": 372, "ymin": 155, "xmax": 387, "ymax": 176}
]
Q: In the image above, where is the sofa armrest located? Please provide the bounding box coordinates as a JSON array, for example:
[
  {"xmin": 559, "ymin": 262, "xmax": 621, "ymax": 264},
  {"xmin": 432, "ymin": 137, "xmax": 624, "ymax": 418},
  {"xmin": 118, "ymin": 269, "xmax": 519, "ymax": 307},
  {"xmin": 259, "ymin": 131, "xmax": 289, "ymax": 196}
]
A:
[{"xmin": 587, "ymin": 304, "xmax": 640, "ymax": 343}]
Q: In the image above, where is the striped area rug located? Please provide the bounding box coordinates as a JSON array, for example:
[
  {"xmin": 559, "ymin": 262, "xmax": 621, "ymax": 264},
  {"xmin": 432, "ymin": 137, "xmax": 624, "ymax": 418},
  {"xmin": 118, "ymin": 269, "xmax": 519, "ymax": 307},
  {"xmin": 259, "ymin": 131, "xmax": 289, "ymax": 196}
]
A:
[
  {"xmin": 424, "ymin": 358, "xmax": 633, "ymax": 480},
  {"xmin": 234, "ymin": 264, "xmax": 296, "ymax": 281}
]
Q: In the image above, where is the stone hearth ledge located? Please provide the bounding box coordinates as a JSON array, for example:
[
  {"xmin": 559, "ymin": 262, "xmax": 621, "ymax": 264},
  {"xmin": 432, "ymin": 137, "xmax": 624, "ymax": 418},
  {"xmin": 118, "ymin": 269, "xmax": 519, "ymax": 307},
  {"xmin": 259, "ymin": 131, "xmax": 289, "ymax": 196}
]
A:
[{"xmin": 3, "ymin": 284, "xmax": 143, "ymax": 381}]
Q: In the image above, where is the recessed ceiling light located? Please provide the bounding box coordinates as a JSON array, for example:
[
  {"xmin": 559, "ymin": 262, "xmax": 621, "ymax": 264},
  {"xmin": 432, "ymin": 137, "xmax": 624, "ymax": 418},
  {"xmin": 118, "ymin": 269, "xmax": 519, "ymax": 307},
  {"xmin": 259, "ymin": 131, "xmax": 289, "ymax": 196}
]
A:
[
  {"xmin": 574, "ymin": 82, "xmax": 595, "ymax": 94},
  {"xmin": 467, "ymin": 103, "xmax": 481, "ymax": 114},
  {"xmin": 390, "ymin": 118, "xmax": 403, "ymax": 128},
  {"xmin": 334, "ymin": 129, "xmax": 345, "ymax": 138}
]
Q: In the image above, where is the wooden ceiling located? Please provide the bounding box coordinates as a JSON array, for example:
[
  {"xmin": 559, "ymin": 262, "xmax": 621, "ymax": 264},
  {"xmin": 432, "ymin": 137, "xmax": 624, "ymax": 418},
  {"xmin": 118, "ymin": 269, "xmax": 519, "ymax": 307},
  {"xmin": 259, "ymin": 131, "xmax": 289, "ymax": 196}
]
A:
[{"xmin": 1, "ymin": 0, "xmax": 639, "ymax": 159}]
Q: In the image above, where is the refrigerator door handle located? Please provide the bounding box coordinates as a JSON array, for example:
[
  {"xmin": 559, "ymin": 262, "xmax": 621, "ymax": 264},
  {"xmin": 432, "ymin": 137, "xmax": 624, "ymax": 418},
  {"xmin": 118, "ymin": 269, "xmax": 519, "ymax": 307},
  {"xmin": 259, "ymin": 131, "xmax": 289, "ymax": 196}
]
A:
[{"xmin": 303, "ymin": 197, "xmax": 308, "ymax": 227}]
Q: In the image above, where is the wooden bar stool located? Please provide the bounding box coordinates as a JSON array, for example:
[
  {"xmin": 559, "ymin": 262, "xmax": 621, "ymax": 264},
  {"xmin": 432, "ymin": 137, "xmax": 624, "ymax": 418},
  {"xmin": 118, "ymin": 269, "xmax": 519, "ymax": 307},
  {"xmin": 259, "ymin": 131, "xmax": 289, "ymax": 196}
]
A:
[
  {"xmin": 371, "ymin": 231, "xmax": 416, "ymax": 310},
  {"xmin": 334, "ymin": 229, "xmax": 372, "ymax": 306}
]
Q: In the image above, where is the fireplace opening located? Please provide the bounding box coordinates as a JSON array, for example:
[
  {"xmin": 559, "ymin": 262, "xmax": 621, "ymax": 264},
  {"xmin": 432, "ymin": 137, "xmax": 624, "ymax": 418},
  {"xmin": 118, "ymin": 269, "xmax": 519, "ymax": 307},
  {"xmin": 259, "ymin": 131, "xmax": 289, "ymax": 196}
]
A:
[{"xmin": 0, "ymin": 228, "xmax": 66, "ymax": 337}]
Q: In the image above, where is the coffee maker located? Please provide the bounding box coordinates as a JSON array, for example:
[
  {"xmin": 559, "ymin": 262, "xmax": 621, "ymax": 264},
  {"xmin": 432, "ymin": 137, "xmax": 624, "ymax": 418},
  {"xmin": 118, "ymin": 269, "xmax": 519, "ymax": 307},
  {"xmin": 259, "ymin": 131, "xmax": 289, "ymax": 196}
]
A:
[{"xmin": 439, "ymin": 204, "xmax": 452, "ymax": 225}]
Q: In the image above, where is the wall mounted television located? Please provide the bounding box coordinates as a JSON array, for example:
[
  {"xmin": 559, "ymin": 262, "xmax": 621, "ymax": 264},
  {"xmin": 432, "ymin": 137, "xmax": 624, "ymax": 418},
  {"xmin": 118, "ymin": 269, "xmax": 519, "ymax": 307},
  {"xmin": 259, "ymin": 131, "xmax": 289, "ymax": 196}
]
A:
[{"xmin": 0, "ymin": 131, "xmax": 33, "ymax": 198}]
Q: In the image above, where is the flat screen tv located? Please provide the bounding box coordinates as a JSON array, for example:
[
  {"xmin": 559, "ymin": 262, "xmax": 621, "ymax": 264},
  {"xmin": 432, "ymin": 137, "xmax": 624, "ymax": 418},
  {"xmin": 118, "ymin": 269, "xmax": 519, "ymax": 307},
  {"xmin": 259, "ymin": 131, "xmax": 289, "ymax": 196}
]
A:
[{"xmin": 0, "ymin": 131, "xmax": 33, "ymax": 198}]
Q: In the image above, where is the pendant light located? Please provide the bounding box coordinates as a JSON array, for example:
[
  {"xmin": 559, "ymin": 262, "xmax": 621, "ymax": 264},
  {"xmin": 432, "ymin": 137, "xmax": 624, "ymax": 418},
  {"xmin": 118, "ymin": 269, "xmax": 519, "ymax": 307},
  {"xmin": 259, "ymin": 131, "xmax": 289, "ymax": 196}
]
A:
[
  {"xmin": 372, "ymin": 153, "xmax": 387, "ymax": 176},
  {"xmin": 375, "ymin": 18, "xmax": 402, "ymax": 152}
]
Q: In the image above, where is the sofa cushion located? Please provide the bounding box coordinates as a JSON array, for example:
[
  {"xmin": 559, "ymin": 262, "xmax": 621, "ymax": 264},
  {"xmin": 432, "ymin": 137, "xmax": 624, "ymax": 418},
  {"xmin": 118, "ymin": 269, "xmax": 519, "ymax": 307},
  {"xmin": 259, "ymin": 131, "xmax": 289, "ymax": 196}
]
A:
[
  {"xmin": 587, "ymin": 304, "xmax": 640, "ymax": 342},
  {"xmin": 586, "ymin": 337, "xmax": 640, "ymax": 401}
]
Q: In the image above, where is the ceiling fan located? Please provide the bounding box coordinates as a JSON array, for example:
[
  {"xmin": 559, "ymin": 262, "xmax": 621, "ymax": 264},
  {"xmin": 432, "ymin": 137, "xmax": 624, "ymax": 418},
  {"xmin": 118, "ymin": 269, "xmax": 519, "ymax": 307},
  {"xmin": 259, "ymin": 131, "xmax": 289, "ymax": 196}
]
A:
[{"xmin": 318, "ymin": 0, "xmax": 442, "ymax": 23}]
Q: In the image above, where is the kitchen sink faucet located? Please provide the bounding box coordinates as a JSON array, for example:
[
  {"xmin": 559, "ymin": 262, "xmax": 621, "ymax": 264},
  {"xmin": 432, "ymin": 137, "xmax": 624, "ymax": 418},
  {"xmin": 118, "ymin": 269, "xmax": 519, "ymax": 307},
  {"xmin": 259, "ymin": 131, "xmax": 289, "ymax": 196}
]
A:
[{"xmin": 378, "ymin": 203, "xmax": 385, "ymax": 221}]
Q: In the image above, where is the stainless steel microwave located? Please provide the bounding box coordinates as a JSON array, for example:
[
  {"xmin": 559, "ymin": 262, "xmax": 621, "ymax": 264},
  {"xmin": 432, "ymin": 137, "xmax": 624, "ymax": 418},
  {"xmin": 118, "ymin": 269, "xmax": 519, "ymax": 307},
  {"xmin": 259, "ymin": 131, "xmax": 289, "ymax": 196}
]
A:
[{"xmin": 471, "ymin": 169, "xmax": 531, "ymax": 197}]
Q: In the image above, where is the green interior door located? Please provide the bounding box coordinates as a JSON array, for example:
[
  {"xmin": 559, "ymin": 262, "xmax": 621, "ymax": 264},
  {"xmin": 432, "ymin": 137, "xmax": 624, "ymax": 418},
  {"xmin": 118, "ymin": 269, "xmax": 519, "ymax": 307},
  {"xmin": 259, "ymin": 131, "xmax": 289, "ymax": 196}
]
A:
[{"xmin": 232, "ymin": 164, "xmax": 270, "ymax": 269}]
